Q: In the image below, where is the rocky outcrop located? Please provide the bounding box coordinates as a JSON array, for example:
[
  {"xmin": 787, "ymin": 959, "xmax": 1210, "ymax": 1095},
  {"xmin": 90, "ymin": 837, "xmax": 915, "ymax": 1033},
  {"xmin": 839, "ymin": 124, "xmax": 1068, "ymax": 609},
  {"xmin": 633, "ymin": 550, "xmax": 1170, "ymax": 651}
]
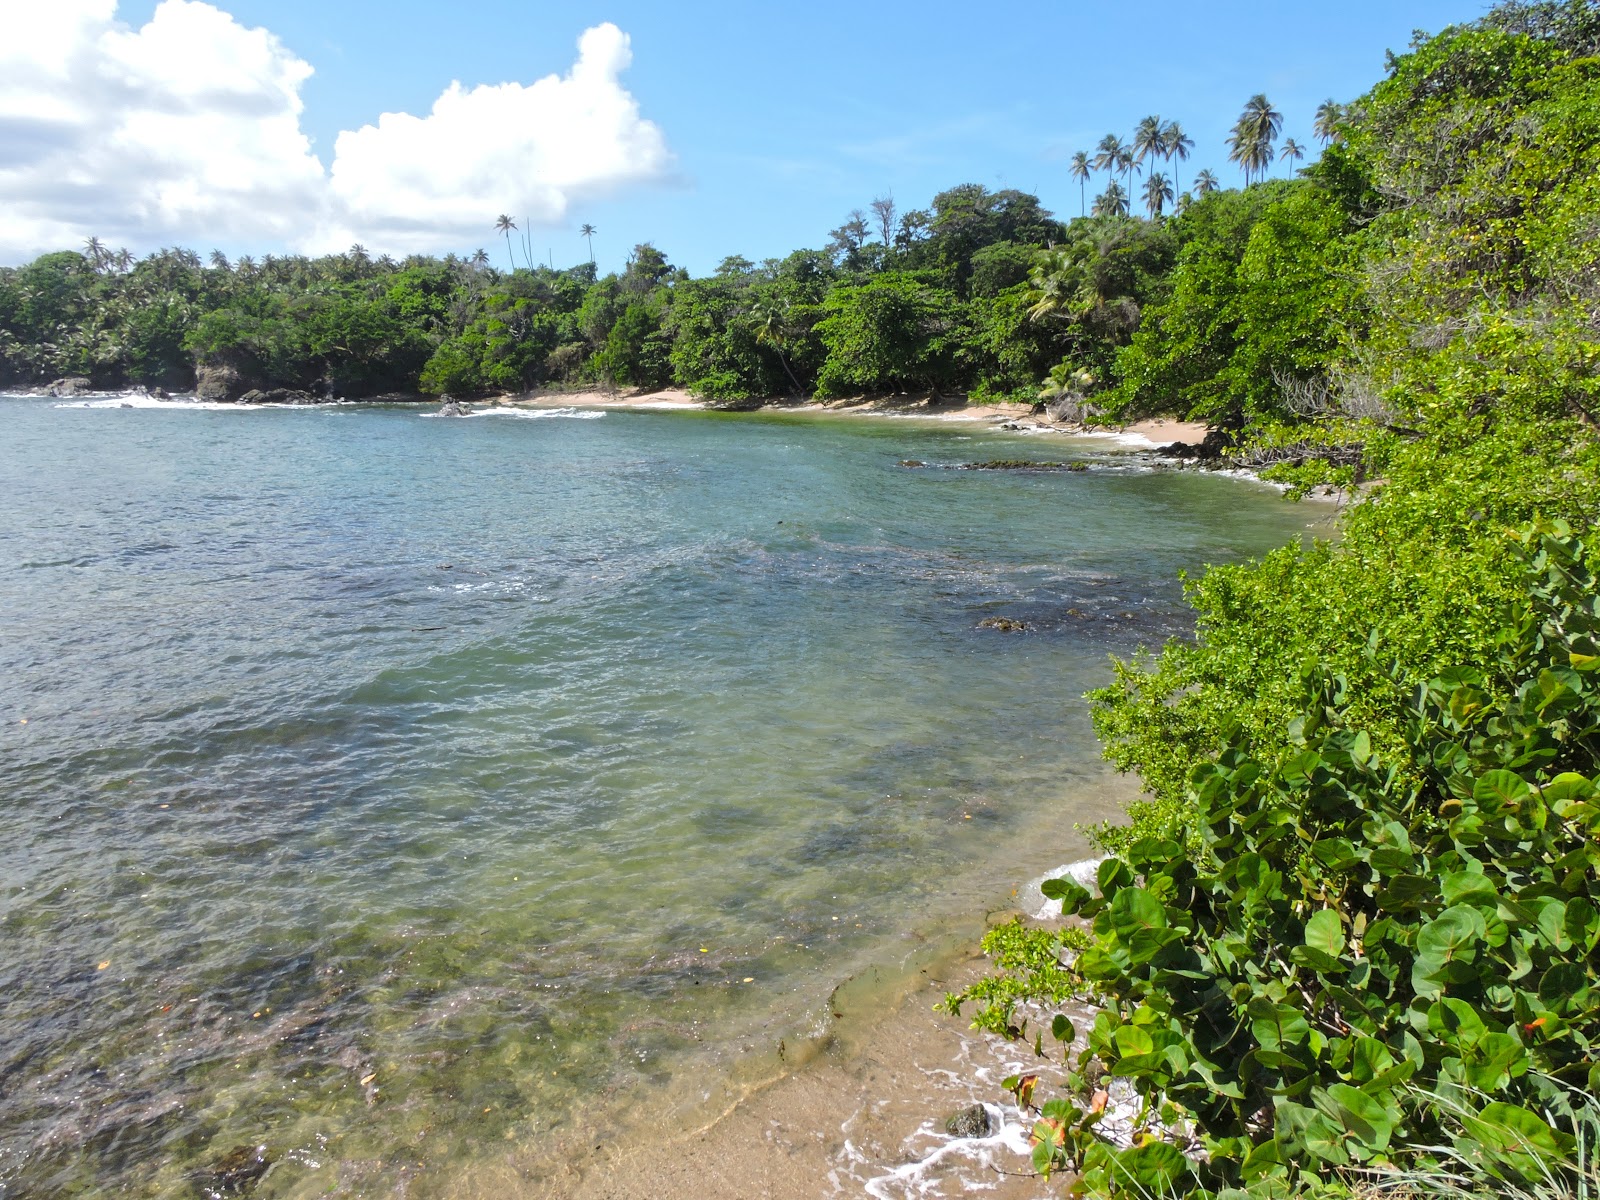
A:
[
  {"xmin": 238, "ymin": 388, "xmax": 318, "ymax": 406},
  {"xmin": 436, "ymin": 396, "xmax": 473, "ymax": 417},
  {"xmin": 46, "ymin": 376, "xmax": 92, "ymax": 397},
  {"xmin": 195, "ymin": 363, "xmax": 247, "ymax": 403}
]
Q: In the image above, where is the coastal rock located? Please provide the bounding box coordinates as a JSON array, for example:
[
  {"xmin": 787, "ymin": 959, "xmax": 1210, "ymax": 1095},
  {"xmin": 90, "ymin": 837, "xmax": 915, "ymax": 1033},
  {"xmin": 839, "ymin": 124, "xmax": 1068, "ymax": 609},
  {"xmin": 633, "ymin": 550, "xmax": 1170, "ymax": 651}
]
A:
[
  {"xmin": 945, "ymin": 1103, "xmax": 992, "ymax": 1138},
  {"xmin": 436, "ymin": 396, "xmax": 473, "ymax": 417},
  {"xmin": 46, "ymin": 376, "xmax": 92, "ymax": 396},
  {"xmin": 977, "ymin": 617, "xmax": 1028, "ymax": 633},
  {"xmin": 239, "ymin": 388, "xmax": 317, "ymax": 406},
  {"xmin": 195, "ymin": 363, "xmax": 247, "ymax": 403}
]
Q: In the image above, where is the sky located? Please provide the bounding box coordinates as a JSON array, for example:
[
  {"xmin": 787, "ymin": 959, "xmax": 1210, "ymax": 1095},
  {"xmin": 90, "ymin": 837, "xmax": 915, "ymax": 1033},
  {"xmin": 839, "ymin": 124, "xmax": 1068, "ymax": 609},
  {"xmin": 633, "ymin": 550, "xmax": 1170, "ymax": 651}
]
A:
[{"xmin": 0, "ymin": 0, "xmax": 1485, "ymax": 276}]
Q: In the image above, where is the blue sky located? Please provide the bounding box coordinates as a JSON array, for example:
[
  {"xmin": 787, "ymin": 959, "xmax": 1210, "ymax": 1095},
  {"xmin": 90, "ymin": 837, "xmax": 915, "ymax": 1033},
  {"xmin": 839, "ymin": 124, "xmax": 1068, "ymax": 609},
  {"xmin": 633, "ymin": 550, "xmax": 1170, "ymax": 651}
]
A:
[{"xmin": 6, "ymin": 0, "xmax": 1481, "ymax": 273}]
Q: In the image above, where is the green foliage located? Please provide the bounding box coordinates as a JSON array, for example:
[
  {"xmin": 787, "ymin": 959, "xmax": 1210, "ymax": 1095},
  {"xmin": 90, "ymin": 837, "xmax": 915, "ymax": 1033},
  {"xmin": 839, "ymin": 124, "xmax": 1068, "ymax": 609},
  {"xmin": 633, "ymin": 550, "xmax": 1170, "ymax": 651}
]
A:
[
  {"xmin": 814, "ymin": 272, "xmax": 967, "ymax": 397},
  {"xmin": 952, "ymin": 524, "xmax": 1600, "ymax": 1197}
]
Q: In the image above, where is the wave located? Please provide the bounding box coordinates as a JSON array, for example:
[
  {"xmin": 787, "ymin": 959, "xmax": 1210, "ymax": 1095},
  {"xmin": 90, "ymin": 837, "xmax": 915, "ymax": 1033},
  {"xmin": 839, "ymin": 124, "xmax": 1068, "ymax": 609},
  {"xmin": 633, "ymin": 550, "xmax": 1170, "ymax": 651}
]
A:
[
  {"xmin": 420, "ymin": 406, "xmax": 604, "ymax": 420},
  {"xmin": 51, "ymin": 392, "xmax": 340, "ymax": 411}
]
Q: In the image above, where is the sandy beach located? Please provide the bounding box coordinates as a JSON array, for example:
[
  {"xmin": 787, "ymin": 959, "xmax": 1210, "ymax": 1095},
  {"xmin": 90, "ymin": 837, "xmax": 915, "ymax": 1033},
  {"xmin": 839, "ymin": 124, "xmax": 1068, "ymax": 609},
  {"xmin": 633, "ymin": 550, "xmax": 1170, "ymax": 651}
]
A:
[{"xmin": 505, "ymin": 388, "xmax": 1212, "ymax": 451}]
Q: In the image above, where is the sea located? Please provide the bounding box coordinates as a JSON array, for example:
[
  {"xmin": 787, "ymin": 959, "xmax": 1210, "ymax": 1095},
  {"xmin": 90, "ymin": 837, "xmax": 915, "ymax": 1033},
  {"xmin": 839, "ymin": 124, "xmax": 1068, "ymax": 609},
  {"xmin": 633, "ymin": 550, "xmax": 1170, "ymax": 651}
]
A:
[{"xmin": 0, "ymin": 394, "xmax": 1320, "ymax": 1197}]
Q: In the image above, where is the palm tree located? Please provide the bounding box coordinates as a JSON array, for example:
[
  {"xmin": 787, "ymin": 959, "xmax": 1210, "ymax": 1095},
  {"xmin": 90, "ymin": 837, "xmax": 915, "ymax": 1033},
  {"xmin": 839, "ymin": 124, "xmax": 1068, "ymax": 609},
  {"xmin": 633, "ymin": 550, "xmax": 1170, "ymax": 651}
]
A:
[
  {"xmin": 1314, "ymin": 99, "xmax": 1341, "ymax": 145},
  {"xmin": 1193, "ymin": 169, "xmax": 1220, "ymax": 196},
  {"xmin": 494, "ymin": 214, "xmax": 518, "ymax": 270},
  {"xmin": 1094, "ymin": 134, "xmax": 1128, "ymax": 188},
  {"xmin": 469, "ymin": 248, "xmax": 490, "ymax": 271},
  {"xmin": 82, "ymin": 236, "xmax": 106, "ymax": 271},
  {"xmin": 1143, "ymin": 173, "xmax": 1174, "ymax": 219},
  {"xmin": 753, "ymin": 298, "xmax": 805, "ymax": 396},
  {"xmin": 1279, "ymin": 139, "xmax": 1306, "ymax": 174},
  {"xmin": 209, "ymin": 250, "xmax": 230, "ymax": 271},
  {"xmin": 1092, "ymin": 181, "xmax": 1129, "ymax": 218},
  {"xmin": 1132, "ymin": 115, "xmax": 1165, "ymax": 181},
  {"xmin": 579, "ymin": 222, "xmax": 597, "ymax": 264},
  {"xmin": 1069, "ymin": 151, "xmax": 1093, "ymax": 217},
  {"xmin": 1229, "ymin": 94, "xmax": 1283, "ymax": 185},
  {"xmin": 1162, "ymin": 121, "xmax": 1193, "ymax": 186}
]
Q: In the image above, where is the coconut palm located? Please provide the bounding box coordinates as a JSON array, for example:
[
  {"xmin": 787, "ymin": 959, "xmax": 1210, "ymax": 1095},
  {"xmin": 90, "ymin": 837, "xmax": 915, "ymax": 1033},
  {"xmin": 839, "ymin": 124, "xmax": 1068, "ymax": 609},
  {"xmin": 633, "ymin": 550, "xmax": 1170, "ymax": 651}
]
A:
[
  {"xmin": 1095, "ymin": 134, "xmax": 1134, "ymax": 196},
  {"xmin": 1092, "ymin": 181, "xmax": 1129, "ymax": 218},
  {"xmin": 82, "ymin": 237, "xmax": 106, "ymax": 271},
  {"xmin": 752, "ymin": 298, "xmax": 805, "ymax": 397},
  {"xmin": 1069, "ymin": 151, "xmax": 1093, "ymax": 217},
  {"xmin": 1132, "ymin": 115, "xmax": 1165, "ymax": 180},
  {"xmin": 579, "ymin": 222, "xmax": 597, "ymax": 264},
  {"xmin": 1229, "ymin": 93, "xmax": 1283, "ymax": 184},
  {"xmin": 209, "ymin": 250, "xmax": 230, "ymax": 271},
  {"xmin": 1162, "ymin": 121, "xmax": 1193, "ymax": 185},
  {"xmin": 494, "ymin": 214, "xmax": 518, "ymax": 270},
  {"xmin": 1279, "ymin": 138, "xmax": 1307, "ymax": 174},
  {"xmin": 1143, "ymin": 172, "xmax": 1174, "ymax": 219},
  {"xmin": 1193, "ymin": 169, "xmax": 1220, "ymax": 196},
  {"xmin": 1314, "ymin": 99, "xmax": 1341, "ymax": 145},
  {"xmin": 469, "ymin": 248, "xmax": 490, "ymax": 271}
]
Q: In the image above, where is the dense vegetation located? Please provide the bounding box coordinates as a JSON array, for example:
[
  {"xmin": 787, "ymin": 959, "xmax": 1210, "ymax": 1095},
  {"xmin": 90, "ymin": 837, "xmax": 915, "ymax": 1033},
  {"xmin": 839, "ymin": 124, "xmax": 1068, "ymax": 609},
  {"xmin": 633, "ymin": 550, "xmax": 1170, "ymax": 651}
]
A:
[
  {"xmin": 946, "ymin": 3, "xmax": 1600, "ymax": 1196},
  {"xmin": 0, "ymin": 96, "xmax": 1334, "ymax": 411}
]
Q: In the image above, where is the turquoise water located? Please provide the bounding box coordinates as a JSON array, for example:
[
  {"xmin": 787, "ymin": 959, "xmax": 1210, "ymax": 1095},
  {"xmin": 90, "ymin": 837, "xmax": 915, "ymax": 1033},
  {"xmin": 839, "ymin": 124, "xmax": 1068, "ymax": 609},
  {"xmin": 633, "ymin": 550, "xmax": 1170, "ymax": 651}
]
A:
[{"xmin": 0, "ymin": 397, "xmax": 1317, "ymax": 1196}]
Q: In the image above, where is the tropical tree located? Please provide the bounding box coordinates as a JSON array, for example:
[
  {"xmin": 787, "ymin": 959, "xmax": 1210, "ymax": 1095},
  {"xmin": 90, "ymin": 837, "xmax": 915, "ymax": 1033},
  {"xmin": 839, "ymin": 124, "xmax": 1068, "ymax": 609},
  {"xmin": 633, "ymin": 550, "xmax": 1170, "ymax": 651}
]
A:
[
  {"xmin": 752, "ymin": 297, "xmax": 806, "ymax": 396},
  {"xmin": 1193, "ymin": 169, "xmax": 1220, "ymax": 196},
  {"xmin": 1142, "ymin": 173, "xmax": 1174, "ymax": 219},
  {"xmin": 1094, "ymin": 135, "xmax": 1132, "ymax": 197},
  {"xmin": 579, "ymin": 222, "xmax": 597, "ymax": 264},
  {"xmin": 209, "ymin": 250, "xmax": 230, "ymax": 271},
  {"xmin": 82, "ymin": 237, "xmax": 107, "ymax": 272},
  {"xmin": 1069, "ymin": 151, "xmax": 1093, "ymax": 218},
  {"xmin": 1229, "ymin": 93, "xmax": 1283, "ymax": 184},
  {"xmin": 1161, "ymin": 121, "xmax": 1193, "ymax": 187},
  {"xmin": 1132, "ymin": 116, "xmax": 1165, "ymax": 183},
  {"xmin": 1279, "ymin": 138, "xmax": 1306, "ymax": 173},
  {"xmin": 1313, "ymin": 98, "xmax": 1341, "ymax": 145},
  {"xmin": 494, "ymin": 214, "xmax": 519, "ymax": 270},
  {"xmin": 1092, "ymin": 181, "xmax": 1129, "ymax": 218},
  {"xmin": 469, "ymin": 248, "xmax": 490, "ymax": 271}
]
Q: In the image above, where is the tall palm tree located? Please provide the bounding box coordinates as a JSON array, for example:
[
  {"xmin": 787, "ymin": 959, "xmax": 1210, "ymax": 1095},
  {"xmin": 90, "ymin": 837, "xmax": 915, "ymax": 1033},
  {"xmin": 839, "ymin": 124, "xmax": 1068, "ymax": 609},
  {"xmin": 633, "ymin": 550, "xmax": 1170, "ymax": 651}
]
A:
[
  {"xmin": 1095, "ymin": 134, "xmax": 1131, "ymax": 197},
  {"xmin": 1132, "ymin": 115, "xmax": 1165, "ymax": 182},
  {"xmin": 1069, "ymin": 151, "xmax": 1093, "ymax": 217},
  {"xmin": 1229, "ymin": 94, "xmax": 1283, "ymax": 185},
  {"xmin": 753, "ymin": 298, "xmax": 805, "ymax": 396},
  {"xmin": 1279, "ymin": 138, "xmax": 1306, "ymax": 174},
  {"xmin": 579, "ymin": 222, "xmax": 597, "ymax": 264},
  {"xmin": 1193, "ymin": 169, "xmax": 1220, "ymax": 196},
  {"xmin": 1092, "ymin": 181, "xmax": 1129, "ymax": 218},
  {"xmin": 1143, "ymin": 173, "xmax": 1174, "ymax": 219},
  {"xmin": 469, "ymin": 248, "xmax": 490, "ymax": 271},
  {"xmin": 1162, "ymin": 121, "xmax": 1193, "ymax": 186},
  {"xmin": 494, "ymin": 214, "xmax": 518, "ymax": 270},
  {"xmin": 1314, "ymin": 99, "xmax": 1341, "ymax": 146},
  {"xmin": 82, "ymin": 236, "xmax": 106, "ymax": 271},
  {"xmin": 209, "ymin": 249, "xmax": 230, "ymax": 271}
]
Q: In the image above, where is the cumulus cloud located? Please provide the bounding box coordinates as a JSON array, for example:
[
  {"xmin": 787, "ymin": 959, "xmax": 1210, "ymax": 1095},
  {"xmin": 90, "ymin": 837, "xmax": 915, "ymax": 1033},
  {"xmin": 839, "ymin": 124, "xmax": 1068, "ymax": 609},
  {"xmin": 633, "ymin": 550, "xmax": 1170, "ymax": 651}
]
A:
[{"xmin": 0, "ymin": 2, "xmax": 672, "ymax": 262}]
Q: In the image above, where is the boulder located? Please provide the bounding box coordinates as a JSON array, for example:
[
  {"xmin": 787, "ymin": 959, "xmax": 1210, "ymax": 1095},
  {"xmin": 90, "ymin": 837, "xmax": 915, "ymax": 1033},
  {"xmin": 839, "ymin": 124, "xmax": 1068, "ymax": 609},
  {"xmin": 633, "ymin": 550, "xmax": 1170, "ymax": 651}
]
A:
[
  {"xmin": 239, "ymin": 388, "xmax": 317, "ymax": 406},
  {"xmin": 436, "ymin": 396, "xmax": 473, "ymax": 417},
  {"xmin": 46, "ymin": 376, "xmax": 92, "ymax": 397},
  {"xmin": 195, "ymin": 363, "xmax": 247, "ymax": 403},
  {"xmin": 945, "ymin": 1104, "xmax": 992, "ymax": 1138}
]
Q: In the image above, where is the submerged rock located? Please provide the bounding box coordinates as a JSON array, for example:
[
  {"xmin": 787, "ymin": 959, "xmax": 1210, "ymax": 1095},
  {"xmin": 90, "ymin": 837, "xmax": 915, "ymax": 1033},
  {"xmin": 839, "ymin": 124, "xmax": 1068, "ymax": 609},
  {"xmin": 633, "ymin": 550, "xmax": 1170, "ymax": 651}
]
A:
[
  {"xmin": 945, "ymin": 1103, "xmax": 991, "ymax": 1138},
  {"xmin": 977, "ymin": 617, "xmax": 1028, "ymax": 633},
  {"xmin": 954, "ymin": 460, "xmax": 1088, "ymax": 472},
  {"xmin": 46, "ymin": 376, "xmax": 92, "ymax": 396},
  {"xmin": 199, "ymin": 1143, "xmax": 271, "ymax": 1196}
]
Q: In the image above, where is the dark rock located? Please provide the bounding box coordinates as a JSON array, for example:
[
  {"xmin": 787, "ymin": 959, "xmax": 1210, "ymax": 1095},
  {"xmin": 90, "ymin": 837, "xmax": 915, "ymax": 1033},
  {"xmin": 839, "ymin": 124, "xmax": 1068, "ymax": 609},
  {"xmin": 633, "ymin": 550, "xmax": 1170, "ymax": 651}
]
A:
[
  {"xmin": 239, "ymin": 388, "xmax": 317, "ymax": 406},
  {"xmin": 898, "ymin": 460, "xmax": 927, "ymax": 468},
  {"xmin": 150, "ymin": 387, "xmax": 169, "ymax": 399},
  {"xmin": 436, "ymin": 396, "xmax": 473, "ymax": 417},
  {"xmin": 199, "ymin": 1143, "xmax": 270, "ymax": 1196},
  {"xmin": 46, "ymin": 376, "xmax": 92, "ymax": 396},
  {"xmin": 977, "ymin": 617, "xmax": 1028, "ymax": 633},
  {"xmin": 954, "ymin": 460, "xmax": 1086, "ymax": 472},
  {"xmin": 195, "ymin": 363, "xmax": 247, "ymax": 402},
  {"xmin": 946, "ymin": 1103, "xmax": 991, "ymax": 1138}
]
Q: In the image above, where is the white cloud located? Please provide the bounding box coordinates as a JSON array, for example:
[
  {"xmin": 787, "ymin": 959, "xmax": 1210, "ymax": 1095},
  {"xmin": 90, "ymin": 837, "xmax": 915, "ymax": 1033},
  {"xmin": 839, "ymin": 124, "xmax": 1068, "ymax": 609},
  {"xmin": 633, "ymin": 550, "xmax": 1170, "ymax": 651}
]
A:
[{"xmin": 0, "ymin": 3, "xmax": 672, "ymax": 262}]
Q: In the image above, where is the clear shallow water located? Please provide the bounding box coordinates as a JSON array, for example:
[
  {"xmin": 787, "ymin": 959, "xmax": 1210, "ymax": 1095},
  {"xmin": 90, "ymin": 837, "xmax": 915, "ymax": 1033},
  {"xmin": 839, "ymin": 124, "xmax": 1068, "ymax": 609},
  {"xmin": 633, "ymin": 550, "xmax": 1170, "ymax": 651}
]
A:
[{"xmin": 0, "ymin": 397, "xmax": 1317, "ymax": 1197}]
